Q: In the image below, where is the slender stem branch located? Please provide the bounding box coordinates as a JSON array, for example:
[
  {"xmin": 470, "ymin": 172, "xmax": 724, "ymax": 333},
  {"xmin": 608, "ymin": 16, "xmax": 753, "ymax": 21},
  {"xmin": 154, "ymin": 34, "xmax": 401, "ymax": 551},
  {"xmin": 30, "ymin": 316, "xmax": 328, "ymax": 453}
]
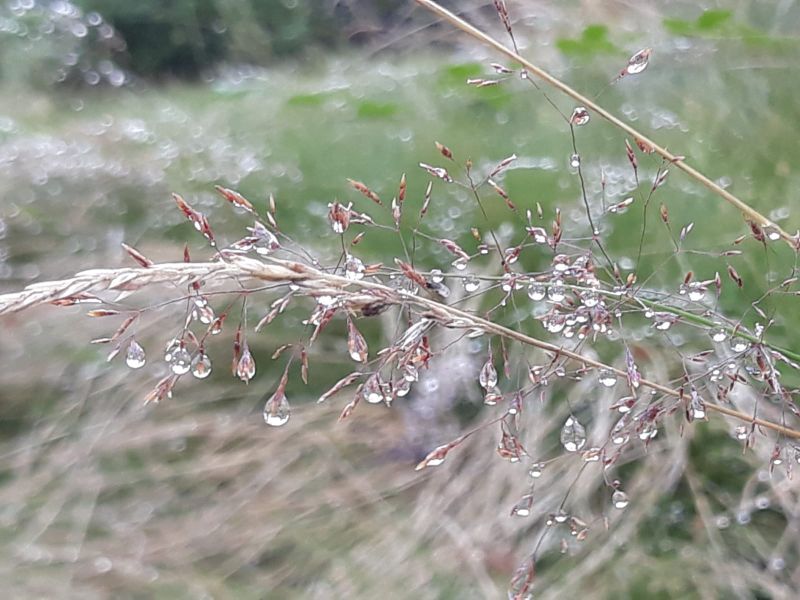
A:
[{"xmin": 413, "ymin": 0, "xmax": 798, "ymax": 247}]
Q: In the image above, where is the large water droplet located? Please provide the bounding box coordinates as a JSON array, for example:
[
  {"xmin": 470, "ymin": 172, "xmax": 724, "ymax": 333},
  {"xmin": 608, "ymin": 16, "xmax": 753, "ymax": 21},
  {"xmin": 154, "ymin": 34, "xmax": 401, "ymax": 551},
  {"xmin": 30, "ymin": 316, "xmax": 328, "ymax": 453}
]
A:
[
  {"xmin": 548, "ymin": 281, "xmax": 565, "ymax": 302},
  {"xmin": 570, "ymin": 106, "xmax": 590, "ymax": 126},
  {"xmin": 463, "ymin": 274, "xmax": 480, "ymax": 292},
  {"xmin": 527, "ymin": 282, "xmax": 546, "ymax": 301},
  {"xmin": 479, "ymin": 357, "xmax": 498, "ymax": 390},
  {"xmin": 731, "ymin": 337, "xmax": 750, "ymax": 353},
  {"xmin": 344, "ymin": 254, "xmax": 365, "ymax": 280},
  {"xmin": 263, "ymin": 393, "xmax": 291, "ymax": 427},
  {"xmin": 598, "ymin": 369, "xmax": 617, "ymax": 388},
  {"xmin": 624, "ymin": 48, "xmax": 651, "ymax": 75},
  {"xmin": 430, "ymin": 268, "xmax": 444, "ymax": 283},
  {"xmin": 612, "ymin": 490, "xmax": 629, "ymax": 509},
  {"xmin": 125, "ymin": 339, "xmax": 146, "ymax": 369},
  {"xmin": 170, "ymin": 347, "xmax": 192, "ymax": 375},
  {"xmin": 511, "ymin": 494, "xmax": 534, "ymax": 517},
  {"xmin": 709, "ymin": 325, "xmax": 727, "ymax": 343},
  {"xmin": 191, "ymin": 353, "xmax": 212, "ymax": 379},
  {"xmin": 528, "ymin": 462, "xmax": 545, "ymax": 478},
  {"xmin": 560, "ymin": 415, "xmax": 587, "ymax": 452}
]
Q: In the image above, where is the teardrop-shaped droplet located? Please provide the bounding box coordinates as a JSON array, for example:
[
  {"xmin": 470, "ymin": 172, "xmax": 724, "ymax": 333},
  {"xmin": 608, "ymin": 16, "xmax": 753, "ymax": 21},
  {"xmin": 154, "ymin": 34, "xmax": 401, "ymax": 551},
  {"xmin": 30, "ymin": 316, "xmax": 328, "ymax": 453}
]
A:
[
  {"xmin": 164, "ymin": 337, "xmax": 182, "ymax": 362},
  {"xmin": 612, "ymin": 490, "xmax": 629, "ymax": 509},
  {"xmin": 394, "ymin": 377, "xmax": 411, "ymax": 397},
  {"xmin": 463, "ymin": 274, "xmax": 480, "ymax": 293},
  {"xmin": 731, "ymin": 337, "xmax": 750, "ymax": 353},
  {"xmin": 709, "ymin": 325, "xmax": 727, "ymax": 343},
  {"xmin": 528, "ymin": 462, "xmax": 545, "ymax": 478},
  {"xmin": 236, "ymin": 344, "xmax": 256, "ymax": 382},
  {"xmin": 452, "ymin": 256, "xmax": 468, "ymax": 271},
  {"xmin": 347, "ymin": 318, "xmax": 368, "ymax": 363},
  {"xmin": 344, "ymin": 254, "xmax": 365, "ymax": 281},
  {"xmin": 484, "ymin": 386, "xmax": 502, "ymax": 406},
  {"xmin": 569, "ymin": 153, "xmax": 581, "ymax": 169},
  {"xmin": 548, "ymin": 281, "xmax": 565, "ymax": 302},
  {"xmin": 263, "ymin": 392, "xmax": 291, "ymax": 427},
  {"xmin": 598, "ymin": 369, "xmax": 617, "ymax": 388},
  {"xmin": 510, "ymin": 494, "xmax": 534, "ymax": 517},
  {"xmin": 191, "ymin": 352, "xmax": 212, "ymax": 379},
  {"xmin": 570, "ymin": 106, "xmax": 590, "ymax": 126},
  {"xmin": 527, "ymin": 282, "xmax": 546, "ymax": 301},
  {"xmin": 479, "ymin": 357, "xmax": 498, "ymax": 390},
  {"xmin": 363, "ymin": 374, "xmax": 384, "ymax": 404},
  {"xmin": 624, "ymin": 48, "xmax": 651, "ymax": 75},
  {"xmin": 170, "ymin": 346, "xmax": 192, "ymax": 375},
  {"xmin": 126, "ymin": 339, "xmax": 146, "ymax": 369},
  {"xmin": 560, "ymin": 415, "xmax": 587, "ymax": 452},
  {"xmin": 430, "ymin": 268, "xmax": 444, "ymax": 283}
]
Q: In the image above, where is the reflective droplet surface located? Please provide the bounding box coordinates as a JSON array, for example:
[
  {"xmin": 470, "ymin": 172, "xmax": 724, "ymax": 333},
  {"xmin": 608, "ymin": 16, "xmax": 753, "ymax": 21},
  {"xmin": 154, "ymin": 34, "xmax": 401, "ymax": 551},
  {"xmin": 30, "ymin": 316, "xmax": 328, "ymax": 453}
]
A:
[
  {"xmin": 191, "ymin": 352, "xmax": 212, "ymax": 379},
  {"xmin": 528, "ymin": 462, "xmax": 545, "ymax": 478},
  {"xmin": 430, "ymin": 268, "xmax": 444, "ymax": 283},
  {"xmin": 263, "ymin": 392, "xmax": 291, "ymax": 427},
  {"xmin": 344, "ymin": 254, "xmax": 365, "ymax": 280},
  {"xmin": 612, "ymin": 490, "xmax": 629, "ymax": 509},
  {"xmin": 709, "ymin": 325, "xmax": 727, "ymax": 343},
  {"xmin": 463, "ymin": 274, "xmax": 480, "ymax": 292},
  {"xmin": 560, "ymin": 416, "xmax": 587, "ymax": 452},
  {"xmin": 624, "ymin": 48, "xmax": 651, "ymax": 75},
  {"xmin": 598, "ymin": 369, "xmax": 617, "ymax": 388},
  {"xmin": 569, "ymin": 153, "xmax": 581, "ymax": 169},
  {"xmin": 479, "ymin": 357, "xmax": 498, "ymax": 390},
  {"xmin": 570, "ymin": 106, "xmax": 590, "ymax": 126},
  {"xmin": 170, "ymin": 347, "xmax": 192, "ymax": 375},
  {"xmin": 511, "ymin": 494, "xmax": 534, "ymax": 517},
  {"xmin": 125, "ymin": 339, "xmax": 146, "ymax": 369},
  {"xmin": 527, "ymin": 282, "xmax": 546, "ymax": 301}
]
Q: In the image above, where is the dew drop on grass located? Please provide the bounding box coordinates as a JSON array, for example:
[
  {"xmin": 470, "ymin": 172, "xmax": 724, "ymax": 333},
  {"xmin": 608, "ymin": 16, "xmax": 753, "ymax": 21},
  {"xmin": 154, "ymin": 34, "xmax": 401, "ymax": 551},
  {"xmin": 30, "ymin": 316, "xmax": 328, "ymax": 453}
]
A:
[
  {"xmin": 429, "ymin": 268, "xmax": 444, "ymax": 283},
  {"xmin": 731, "ymin": 337, "xmax": 750, "ymax": 353},
  {"xmin": 612, "ymin": 490, "xmax": 629, "ymax": 509},
  {"xmin": 560, "ymin": 416, "xmax": 587, "ymax": 452},
  {"xmin": 344, "ymin": 254, "xmax": 365, "ymax": 280},
  {"xmin": 263, "ymin": 393, "xmax": 291, "ymax": 427},
  {"xmin": 598, "ymin": 369, "xmax": 617, "ymax": 388},
  {"xmin": 570, "ymin": 106, "xmax": 590, "ymax": 126},
  {"xmin": 511, "ymin": 494, "xmax": 534, "ymax": 517},
  {"xmin": 528, "ymin": 462, "xmax": 545, "ymax": 478},
  {"xmin": 548, "ymin": 281, "xmax": 566, "ymax": 302},
  {"xmin": 452, "ymin": 257, "xmax": 468, "ymax": 271},
  {"xmin": 125, "ymin": 339, "xmax": 146, "ymax": 369},
  {"xmin": 624, "ymin": 48, "xmax": 651, "ymax": 75},
  {"xmin": 170, "ymin": 347, "xmax": 192, "ymax": 375},
  {"xmin": 569, "ymin": 153, "xmax": 581, "ymax": 169},
  {"xmin": 734, "ymin": 425, "xmax": 748, "ymax": 441},
  {"xmin": 463, "ymin": 274, "xmax": 480, "ymax": 292},
  {"xmin": 164, "ymin": 338, "xmax": 182, "ymax": 362},
  {"xmin": 709, "ymin": 325, "xmax": 727, "ymax": 343},
  {"xmin": 479, "ymin": 358, "xmax": 498, "ymax": 390},
  {"xmin": 527, "ymin": 282, "xmax": 546, "ymax": 301},
  {"xmin": 191, "ymin": 353, "xmax": 212, "ymax": 379}
]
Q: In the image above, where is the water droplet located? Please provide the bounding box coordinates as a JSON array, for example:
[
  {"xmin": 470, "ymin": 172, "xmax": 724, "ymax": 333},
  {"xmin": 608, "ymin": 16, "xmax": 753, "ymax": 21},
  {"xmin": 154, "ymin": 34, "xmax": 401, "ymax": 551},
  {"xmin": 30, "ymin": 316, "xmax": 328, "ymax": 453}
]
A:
[
  {"xmin": 709, "ymin": 325, "xmax": 727, "ymax": 343},
  {"xmin": 484, "ymin": 386, "xmax": 502, "ymax": 406},
  {"xmin": 598, "ymin": 369, "xmax": 617, "ymax": 388},
  {"xmin": 479, "ymin": 358, "xmax": 498, "ymax": 390},
  {"xmin": 612, "ymin": 490, "xmax": 629, "ymax": 509},
  {"xmin": 394, "ymin": 377, "xmax": 411, "ymax": 397},
  {"xmin": 511, "ymin": 494, "xmax": 534, "ymax": 517},
  {"xmin": 125, "ymin": 339, "xmax": 146, "ymax": 369},
  {"xmin": 569, "ymin": 153, "xmax": 581, "ymax": 169},
  {"xmin": 452, "ymin": 256, "xmax": 468, "ymax": 271},
  {"xmin": 170, "ymin": 347, "xmax": 192, "ymax": 375},
  {"xmin": 191, "ymin": 353, "xmax": 212, "ymax": 379},
  {"xmin": 638, "ymin": 424, "xmax": 657, "ymax": 441},
  {"xmin": 548, "ymin": 281, "xmax": 566, "ymax": 302},
  {"xmin": 263, "ymin": 392, "xmax": 290, "ymax": 427},
  {"xmin": 734, "ymin": 425, "xmax": 748, "ymax": 441},
  {"xmin": 560, "ymin": 415, "xmax": 587, "ymax": 452},
  {"xmin": 236, "ymin": 345, "xmax": 256, "ymax": 382},
  {"xmin": 731, "ymin": 337, "xmax": 750, "ymax": 353},
  {"xmin": 344, "ymin": 254, "xmax": 365, "ymax": 280},
  {"xmin": 363, "ymin": 375, "xmax": 385, "ymax": 404},
  {"xmin": 581, "ymin": 447, "xmax": 601, "ymax": 462},
  {"xmin": 463, "ymin": 274, "xmax": 481, "ymax": 293},
  {"xmin": 624, "ymin": 48, "xmax": 651, "ymax": 75},
  {"xmin": 164, "ymin": 338, "xmax": 182, "ymax": 362},
  {"xmin": 430, "ymin": 268, "xmax": 444, "ymax": 283},
  {"xmin": 570, "ymin": 106, "xmax": 590, "ymax": 126},
  {"xmin": 527, "ymin": 282, "xmax": 546, "ymax": 301},
  {"xmin": 528, "ymin": 462, "xmax": 545, "ymax": 478},
  {"xmin": 581, "ymin": 290, "xmax": 599, "ymax": 307}
]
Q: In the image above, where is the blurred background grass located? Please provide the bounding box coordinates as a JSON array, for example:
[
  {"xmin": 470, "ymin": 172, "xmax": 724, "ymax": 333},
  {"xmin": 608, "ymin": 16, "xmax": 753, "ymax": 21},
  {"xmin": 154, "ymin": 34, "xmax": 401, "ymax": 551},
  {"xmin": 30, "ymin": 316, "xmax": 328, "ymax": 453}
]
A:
[{"xmin": 1, "ymin": 1, "xmax": 800, "ymax": 598}]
